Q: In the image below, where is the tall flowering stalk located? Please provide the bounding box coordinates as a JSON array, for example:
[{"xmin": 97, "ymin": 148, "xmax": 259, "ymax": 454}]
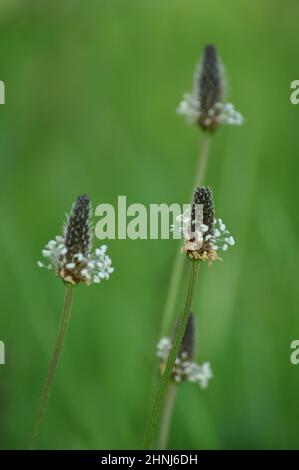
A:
[
  {"xmin": 30, "ymin": 195, "xmax": 113, "ymax": 449},
  {"xmin": 144, "ymin": 260, "xmax": 199, "ymax": 450},
  {"xmin": 160, "ymin": 44, "xmax": 243, "ymax": 337},
  {"xmin": 144, "ymin": 187, "xmax": 234, "ymax": 449}
]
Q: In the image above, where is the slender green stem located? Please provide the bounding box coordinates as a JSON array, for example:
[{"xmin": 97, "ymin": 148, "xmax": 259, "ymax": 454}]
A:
[
  {"xmin": 30, "ymin": 287, "xmax": 74, "ymax": 449},
  {"xmin": 144, "ymin": 261, "xmax": 199, "ymax": 449},
  {"xmin": 193, "ymin": 132, "xmax": 211, "ymax": 192},
  {"xmin": 158, "ymin": 382, "xmax": 177, "ymax": 449},
  {"xmin": 160, "ymin": 133, "xmax": 211, "ymax": 336},
  {"xmin": 159, "ymin": 251, "xmax": 185, "ymax": 336}
]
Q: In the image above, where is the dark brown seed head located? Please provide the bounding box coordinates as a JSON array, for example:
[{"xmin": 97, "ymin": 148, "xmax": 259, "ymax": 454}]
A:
[
  {"xmin": 64, "ymin": 194, "xmax": 91, "ymax": 262},
  {"xmin": 196, "ymin": 44, "xmax": 224, "ymax": 131},
  {"xmin": 168, "ymin": 313, "xmax": 197, "ymax": 383},
  {"xmin": 173, "ymin": 313, "xmax": 196, "ymax": 362},
  {"xmin": 198, "ymin": 44, "xmax": 223, "ymax": 114},
  {"xmin": 191, "ymin": 186, "xmax": 215, "ymax": 239},
  {"xmin": 184, "ymin": 186, "xmax": 219, "ymax": 263}
]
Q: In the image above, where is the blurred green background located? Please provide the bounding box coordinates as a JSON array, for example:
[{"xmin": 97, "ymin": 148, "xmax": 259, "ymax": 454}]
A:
[{"xmin": 0, "ymin": 0, "xmax": 299, "ymax": 450}]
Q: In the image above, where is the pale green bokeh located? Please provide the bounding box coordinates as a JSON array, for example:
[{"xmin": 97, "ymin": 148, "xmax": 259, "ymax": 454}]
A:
[{"xmin": 0, "ymin": 0, "xmax": 299, "ymax": 449}]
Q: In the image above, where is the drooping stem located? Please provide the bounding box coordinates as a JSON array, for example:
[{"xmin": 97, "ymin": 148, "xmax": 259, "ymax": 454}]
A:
[
  {"xmin": 144, "ymin": 261, "xmax": 199, "ymax": 449},
  {"xmin": 158, "ymin": 382, "xmax": 177, "ymax": 449},
  {"xmin": 160, "ymin": 133, "xmax": 211, "ymax": 336},
  {"xmin": 30, "ymin": 287, "xmax": 74, "ymax": 449}
]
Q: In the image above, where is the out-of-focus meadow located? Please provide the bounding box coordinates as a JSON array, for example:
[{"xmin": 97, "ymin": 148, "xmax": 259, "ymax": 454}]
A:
[{"xmin": 0, "ymin": 0, "xmax": 299, "ymax": 449}]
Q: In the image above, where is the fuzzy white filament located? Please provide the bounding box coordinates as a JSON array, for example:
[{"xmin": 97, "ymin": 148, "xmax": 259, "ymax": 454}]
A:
[
  {"xmin": 177, "ymin": 94, "xmax": 244, "ymax": 127},
  {"xmin": 171, "ymin": 210, "xmax": 235, "ymax": 253},
  {"xmin": 38, "ymin": 238, "xmax": 113, "ymax": 285},
  {"xmin": 156, "ymin": 337, "xmax": 213, "ymax": 389}
]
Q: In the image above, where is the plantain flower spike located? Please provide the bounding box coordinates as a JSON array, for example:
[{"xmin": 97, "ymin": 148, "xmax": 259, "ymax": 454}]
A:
[
  {"xmin": 38, "ymin": 194, "xmax": 114, "ymax": 286},
  {"xmin": 171, "ymin": 186, "xmax": 235, "ymax": 263},
  {"xmin": 157, "ymin": 313, "xmax": 213, "ymax": 389},
  {"xmin": 177, "ymin": 44, "xmax": 244, "ymax": 131}
]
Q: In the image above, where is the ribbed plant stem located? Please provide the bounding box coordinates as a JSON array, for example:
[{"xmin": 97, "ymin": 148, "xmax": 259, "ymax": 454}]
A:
[
  {"xmin": 158, "ymin": 382, "xmax": 177, "ymax": 449},
  {"xmin": 144, "ymin": 261, "xmax": 199, "ymax": 449},
  {"xmin": 160, "ymin": 133, "xmax": 211, "ymax": 336},
  {"xmin": 30, "ymin": 287, "xmax": 74, "ymax": 449}
]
